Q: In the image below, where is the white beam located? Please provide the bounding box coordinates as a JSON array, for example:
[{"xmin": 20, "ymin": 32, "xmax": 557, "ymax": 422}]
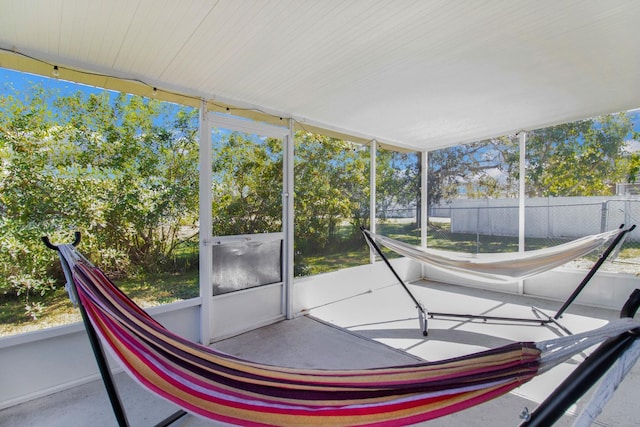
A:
[
  {"xmin": 284, "ymin": 120, "xmax": 295, "ymax": 319},
  {"xmin": 421, "ymin": 150, "xmax": 428, "ymax": 249},
  {"xmin": 369, "ymin": 140, "xmax": 377, "ymax": 264},
  {"xmin": 198, "ymin": 100, "xmax": 213, "ymax": 344},
  {"xmin": 518, "ymin": 131, "xmax": 527, "ymax": 295},
  {"xmin": 519, "ymin": 131, "xmax": 526, "ymax": 252}
]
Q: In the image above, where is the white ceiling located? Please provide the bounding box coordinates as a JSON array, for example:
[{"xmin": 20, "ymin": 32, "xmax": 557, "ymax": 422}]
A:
[{"xmin": 1, "ymin": 0, "xmax": 639, "ymax": 151}]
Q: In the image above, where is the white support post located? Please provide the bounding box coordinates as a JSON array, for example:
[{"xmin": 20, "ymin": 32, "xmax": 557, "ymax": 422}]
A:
[
  {"xmin": 421, "ymin": 150, "xmax": 428, "ymax": 279},
  {"xmin": 518, "ymin": 131, "xmax": 527, "ymax": 294},
  {"xmin": 198, "ymin": 100, "xmax": 213, "ymax": 344},
  {"xmin": 369, "ymin": 140, "xmax": 377, "ymax": 264},
  {"xmin": 421, "ymin": 150, "xmax": 428, "ymax": 249},
  {"xmin": 284, "ymin": 120, "xmax": 295, "ymax": 319}
]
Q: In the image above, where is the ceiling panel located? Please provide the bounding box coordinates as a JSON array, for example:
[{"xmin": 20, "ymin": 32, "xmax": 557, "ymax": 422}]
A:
[{"xmin": 0, "ymin": 0, "xmax": 639, "ymax": 151}]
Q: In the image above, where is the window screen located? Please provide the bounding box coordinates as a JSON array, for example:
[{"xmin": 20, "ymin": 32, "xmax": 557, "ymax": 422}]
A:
[{"xmin": 212, "ymin": 239, "xmax": 283, "ymax": 295}]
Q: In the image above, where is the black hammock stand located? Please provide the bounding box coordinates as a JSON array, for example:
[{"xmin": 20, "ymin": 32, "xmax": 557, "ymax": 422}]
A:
[
  {"xmin": 43, "ymin": 232, "xmax": 640, "ymax": 426},
  {"xmin": 42, "ymin": 234, "xmax": 187, "ymax": 427},
  {"xmin": 361, "ymin": 224, "xmax": 636, "ymax": 336}
]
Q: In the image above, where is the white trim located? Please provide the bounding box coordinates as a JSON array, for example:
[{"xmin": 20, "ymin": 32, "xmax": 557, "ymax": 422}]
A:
[
  {"xmin": 206, "ymin": 232, "xmax": 284, "ymax": 246},
  {"xmin": 0, "ymin": 323, "xmax": 84, "ymax": 349},
  {"xmin": 146, "ymin": 297, "xmax": 201, "ymax": 315},
  {"xmin": 210, "ymin": 283, "xmax": 285, "ymax": 341},
  {"xmin": 369, "ymin": 140, "xmax": 377, "ymax": 264},
  {"xmin": 211, "ymin": 281, "xmax": 284, "ymax": 300},
  {"xmin": 518, "ymin": 131, "xmax": 527, "ymax": 294},
  {"xmin": 0, "ymin": 373, "xmax": 105, "ymax": 411},
  {"xmin": 518, "ymin": 131, "xmax": 526, "ymax": 252},
  {"xmin": 207, "ymin": 112, "xmax": 288, "ymax": 139},
  {"xmin": 203, "ymin": 112, "xmax": 288, "ymax": 337},
  {"xmin": 199, "ymin": 100, "xmax": 214, "ymax": 345},
  {"xmin": 421, "ymin": 150, "xmax": 428, "ymax": 249},
  {"xmin": 284, "ymin": 119, "xmax": 295, "ymax": 319},
  {"xmin": 0, "ymin": 297, "xmax": 201, "ymax": 349}
]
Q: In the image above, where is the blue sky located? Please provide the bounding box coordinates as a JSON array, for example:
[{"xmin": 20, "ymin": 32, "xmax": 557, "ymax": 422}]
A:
[
  {"xmin": 0, "ymin": 66, "xmax": 197, "ymax": 132},
  {"xmin": 1, "ymin": 67, "xmax": 107, "ymax": 98},
  {"xmin": 2, "ymin": 66, "xmax": 639, "ymax": 136}
]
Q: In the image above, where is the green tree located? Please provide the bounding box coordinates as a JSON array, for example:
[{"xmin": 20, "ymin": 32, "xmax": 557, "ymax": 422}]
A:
[
  {"xmin": 210, "ymin": 131, "xmax": 283, "ymax": 235},
  {"xmin": 0, "ymin": 86, "xmax": 61, "ymax": 318},
  {"xmin": 1, "ymin": 84, "xmax": 199, "ymax": 317},
  {"xmin": 206, "ymin": 130, "xmax": 369, "ymax": 276},
  {"xmin": 376, "ymin": 148, "xmax": 420, "ymax": 222},
  {"xmin": 427, "ymin": 113, "xmax": 636, "ymax": 206},
  {"xmin": 47, "ymin": 91, "xmax": 200, "ymax": 269},
  {"xmin": 428, "ymin": 136, "xmax": 518, "ymax": 206},
  {"xmin": 525, "ymin": 114, "xmax": 633, "ymax": 196},
  {"xmin": 294, "ymin": 132, "xmax": 369, "ymax": 253}
]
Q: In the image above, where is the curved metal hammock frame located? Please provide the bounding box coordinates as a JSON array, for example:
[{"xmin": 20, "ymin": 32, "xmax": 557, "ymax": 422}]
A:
[
  {"xmin": 361, "ymin": 226, "xmax": 635, "ymax": 336},
  {"xmin": 362, "ymin": 226, "xmax": 633, "ymax": 283},
  {"xmin": 43, "ymin": 236, "xmax": 640, "ymax": 427}
]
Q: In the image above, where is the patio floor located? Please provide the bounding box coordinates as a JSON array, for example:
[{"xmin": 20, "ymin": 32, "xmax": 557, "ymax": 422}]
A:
[{"xmin": 1, "ymin": 279, "xmax": 638, "ymax": 426}]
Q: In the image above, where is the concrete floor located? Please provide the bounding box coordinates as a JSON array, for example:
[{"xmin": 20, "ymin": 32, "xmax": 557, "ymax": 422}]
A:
[{"xmin": 2, "ymin": 280, "xmax": 639, "ymax": 426}]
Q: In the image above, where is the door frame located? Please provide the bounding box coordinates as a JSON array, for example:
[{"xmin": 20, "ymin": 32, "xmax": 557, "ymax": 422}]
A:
[{"xmin": 198, "ymin": 108, "xmax": 293, "ymax": 344}]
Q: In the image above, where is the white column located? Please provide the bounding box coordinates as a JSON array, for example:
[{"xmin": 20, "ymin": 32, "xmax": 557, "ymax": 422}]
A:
[
  {"xmin": 518, "ymin": 131, "xmax": 526, "ymax": 251},
  {"xmin": 518, "ymin": 131, "xmax": 526, "ymax": 294},
  {"xmin": 421, "ymin": 150, "xmax": 428, "ymax": 249},
  {"xmin": 284, "ymin": 120, "xmax": 295, "ymax": 319},
  {"xmin": 369, "ymin": 140, "xmax": 377, "ymax": 264},
  {"xmin": 198, "ymin": 101, "xmax": 213, "ymax": 344}
]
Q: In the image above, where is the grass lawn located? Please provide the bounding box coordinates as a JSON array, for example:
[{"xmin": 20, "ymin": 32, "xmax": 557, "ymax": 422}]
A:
[
  {"xmin": 0, "ymin": 268, "xmax": 199, "ymax": 336},
  {"xmin": 3, "ymin": 222, "xmax": 637, "ymax": 336},
  {"xmin": 302, "ymin": 247, "xmax": 370, "ymax": 275}
]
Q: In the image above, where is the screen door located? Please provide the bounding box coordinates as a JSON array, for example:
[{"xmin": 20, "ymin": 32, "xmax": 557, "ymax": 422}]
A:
[{"xmin": 205, "ymin": 114, "xmax": 288, "ymax": 340}]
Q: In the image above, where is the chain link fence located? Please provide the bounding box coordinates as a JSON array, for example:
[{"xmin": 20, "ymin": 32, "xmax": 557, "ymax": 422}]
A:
[{"xmin": 428, "ymin": 198, "xmax": 640, "ymax": 274}]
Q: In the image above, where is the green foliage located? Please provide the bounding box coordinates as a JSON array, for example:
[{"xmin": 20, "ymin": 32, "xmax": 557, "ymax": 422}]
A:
[
  {"xmin": 428, "ymin": 113, "xmax": 637, "ymax": 203},
  {"xmin": 294, "ymin": 133, "xmax": 369, "ymax": 254},
  {"xmin": 0, "ymin": 77, "xmax": 378, "ymax": 319},
  {"xmin": 625, "ymin": 153, "xmax": 640, "ymax": 183},
  {"xmin": 0, "ymin": 83, "xmax": 199, "ymax": 317},
  {"xmin": 376, "ymin": 148, "xmax": 420, "ymax": 221},
  {"xmin": 428, "ymin": 135, "xmax": 519, "ymax": 205},
  {"xmin": 211, "ymin": 131, "xmax": 283, "ymax": 235},
  {"xmin": 525, "ymin": 114, "xmax": 632, "ymax": 196},
  {"xmin": 7, "ymin": 74, "xmax": 634, "ymax": 326}
]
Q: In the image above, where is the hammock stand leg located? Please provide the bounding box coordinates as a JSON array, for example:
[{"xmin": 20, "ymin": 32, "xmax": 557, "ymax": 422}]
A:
[
  {"xmin": 362, "ymin": 225, "xmax": 635, "ymax": 336},
  {"xmin": 519, "ymin": 288, "xmax": 640, "ymax": 426},
  {"xmin": 530, "ymin": 306, "xmax": 574, "ymax": 336},
  {"xmin": 361, "ymin": 228, "xmax": 562, "ymax": 335},
  {"xmin": 154, "ymin": 410, "xmax": 188, "ymax": 427},
  {"xmin": 43, "ymin": 235, "xmax": 188, "ymax": 427},
  {"xmin": 361, "ymin": 227, "xmax": 429, "ymax": 336},
  {"xmin": 552, "ymin": 224, "xmax": 635, "ymax": 320}
]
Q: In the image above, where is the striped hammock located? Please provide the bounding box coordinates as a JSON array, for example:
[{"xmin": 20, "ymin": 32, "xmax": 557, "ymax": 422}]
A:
[
  {"xmin": 363, "ymin": 228, "xmax": 623, "ymax": 283},
  {"xmin": 58, "ymin": 244, "xmax": 638, "ymax": 426}
]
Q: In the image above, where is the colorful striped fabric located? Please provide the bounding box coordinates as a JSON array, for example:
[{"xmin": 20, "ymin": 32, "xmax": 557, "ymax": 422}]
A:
[{"xmin": 66, "ymin": 248, "xmax": 542, "ymax": 426}]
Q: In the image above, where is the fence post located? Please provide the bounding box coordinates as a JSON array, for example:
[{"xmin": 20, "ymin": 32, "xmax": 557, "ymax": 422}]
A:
[
  {"xmin": 600, "ymin": 201, "xmax": 608, "ymax": 233},
  {"xmin": 476, "ymin": 207, "xmax": 480, "ymax": 253}
]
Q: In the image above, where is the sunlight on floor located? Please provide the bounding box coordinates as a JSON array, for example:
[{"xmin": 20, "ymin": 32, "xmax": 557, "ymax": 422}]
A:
[{"xmin": 310, "ymin": 279, "xmax": 619, "ymax": 409}]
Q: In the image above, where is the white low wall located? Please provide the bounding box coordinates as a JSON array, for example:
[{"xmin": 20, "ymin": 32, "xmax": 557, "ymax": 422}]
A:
[
  {"xmin": 424, "ymin": 265, "xmax": 640, "ymax": 312},
  {"xmin": 524, "ymin": 268, "xmax": 640, "ymax": 311},
  {"xmin": 0, "ymin": 259, "xmax": 421, "ymax": 411},
  {"xmin": 3, "ymin": 256, "xmax": 635, "ymax": 411},
  {"xmin": 0, "ymin": 298, "xmax": 201, "ymax": 410},
  {"xmin": 292, "ymin": 257, "xmax": 422, "ymax": 315}
]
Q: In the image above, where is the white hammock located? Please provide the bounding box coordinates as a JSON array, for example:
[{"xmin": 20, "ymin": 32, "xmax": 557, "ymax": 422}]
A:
[{"xmin": 364, "ymin": 228, "xmax": 623, "ymax": 283}]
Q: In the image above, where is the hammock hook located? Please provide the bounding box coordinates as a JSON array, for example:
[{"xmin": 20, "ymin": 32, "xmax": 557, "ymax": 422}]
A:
[{"xmin": 41, "ymin": 232, "xmax": 81, "ymax": 251}]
